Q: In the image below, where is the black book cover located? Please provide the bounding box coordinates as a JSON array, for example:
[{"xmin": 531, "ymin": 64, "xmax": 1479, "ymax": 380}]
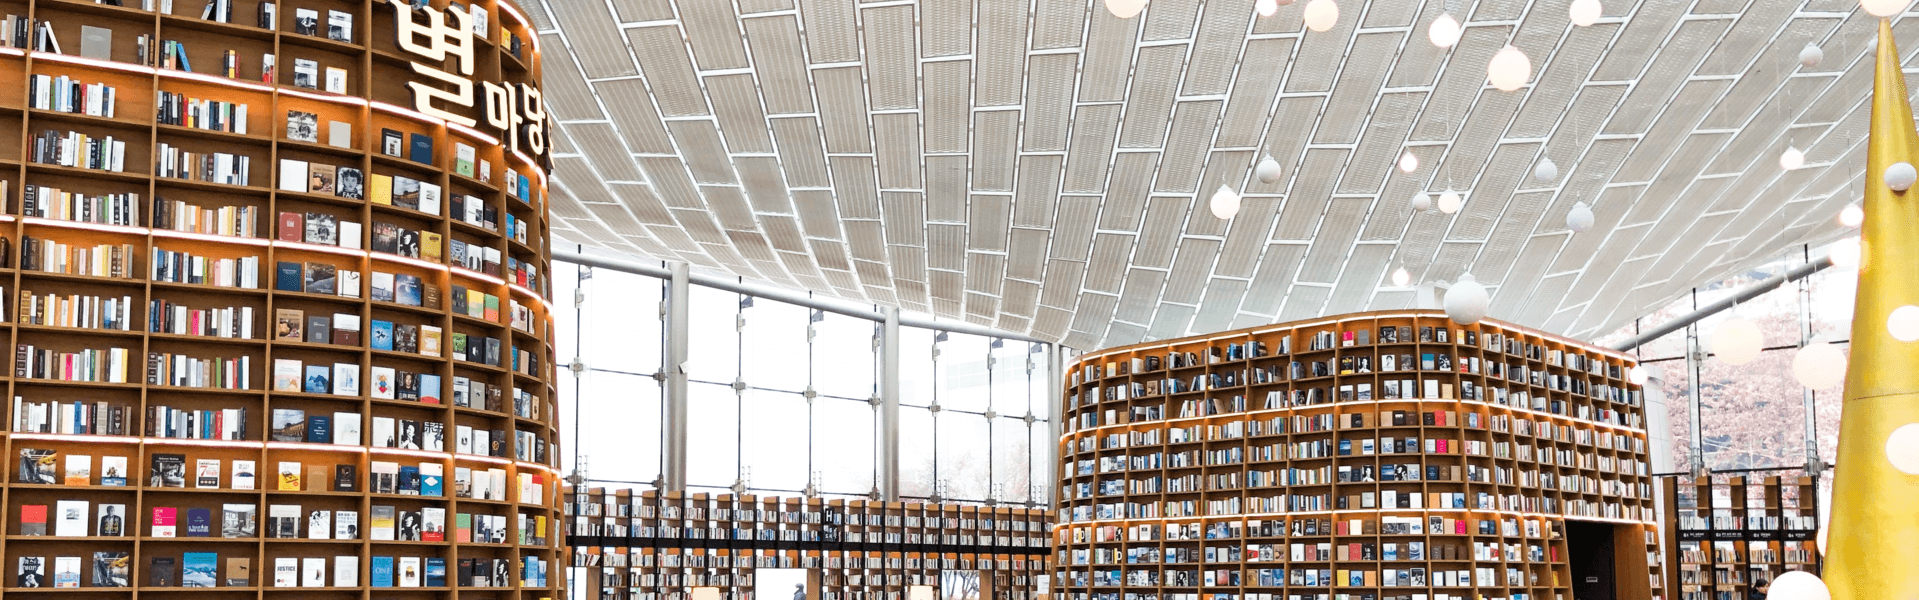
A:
[
  {"xmin": 150, "ymin": 453, "xmax": 186, "ymax": 487},
  {"xmin": 305, "ymin": 315, "xmax": 330, "ymax": 344},
  {"xmin": 305, "ymin": 415, "xmax": 331, "ymax": 444},
  {"xmin": 334, "ymin": 464, "xmax": 357, "ymax": 492},
  {"xmin": 487, "ymin": 429, "xmax": 505, "ymax": 457},
  {"xmin": 148, "ymin": 557, "xmax": 173, "ymax": 586},
  {"xmin": 275, "ymin": 261, "xmax": 302, "ymax": 292}
]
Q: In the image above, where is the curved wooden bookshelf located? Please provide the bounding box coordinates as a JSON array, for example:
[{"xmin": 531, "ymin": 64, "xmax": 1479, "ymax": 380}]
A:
[
  {"xmin": 1056, "ymin": 311, "xmax": 1664, "ymax": 600},
  {"xmin": 0, "ymin": 0, "xmax": 559, "ymax": 594}
]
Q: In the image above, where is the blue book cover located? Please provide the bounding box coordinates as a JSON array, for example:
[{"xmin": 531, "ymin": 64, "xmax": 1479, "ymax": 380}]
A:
[
  {"xmin": 398, "ymin": 466, "xmax": 420, "ymax": 494},
  {"xmin": 370, "ymin": 556, "xmax": 393, "ymax": 587},
  {"xmin": 182, "ymin": 552, "xmax": 217, "ymax": 587},
  {"xmin": 371, "ymin": 320, "xmax": 394, "ymax": 351},
  {"xmin": 396, "ymin": 275, "xmax": 422, "ymax": 306},
  {"xmin": 421, "ymin": 466, "xmax": 442, "ymax": 497},
  {"xmin": 303, "ymin": 365, "xmax": 331, "ymax": 393},
  {"xmin": 186, "ymin": 508, "xmax": 212, "ymax": 536},
  {"xmin": 420, "ymin": 374, "xmax": 441, "ymax": 404},
  {"xmin": 306, "ymin": 415, "xmax": 332, "ymax": 443},
  {"xmin": 424, "ymin": 558, "xmax": 445, "ymax": 587},
  {"xmin": 276, "ymin": 261, "xmax": 302, "ymax": 292},
  {"xmin": 517, "ymin": 174, "xmax": 530, "ymax": 204},
  {"xmin": 408, "ymin": 133, "xmax": 432, "ymax": 164}
]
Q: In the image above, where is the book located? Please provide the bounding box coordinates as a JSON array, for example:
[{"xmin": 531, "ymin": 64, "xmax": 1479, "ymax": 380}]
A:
[
  {"xmin": 328, "ymin": 120, "xmax": 351, "ymax": 148},
  {"xmin": 54, "ymin": 501, "xmax": 88, "ymax": 536},
  {"xmin": 275, "ymin": 308, "xmax": 304, "ymax": 340},
  {"xmin": 92, "ymin": 552, "xmax": 128, "ymax": 587},
  {"xmin": 278, "ymin": 461, "xmax": 301, "ymax": 490},
  {"xmin": 381, "ymin": 128, "xmax": 403, "ymax": 156},
  {"xmin": 338, "ymin": 167, "xmax": 364, "ymax": 199},
  {"xmin": 221, "ymin": 503, "xmax": 256, "ymax": 537},
  {"xmin": 276, "ymin": 260, "xmax": 303, "ymax": 291},
  {"xmin": 335, "ymin": 464, "xmax": 358, "ymax": 492},
  {"xmin": 96, "ymin": 504, "xmax": 125, "ymax": 536},
  {"xmin": 332, "ymin": 362, "xmax": 359, "ymax": 395},
  {"xmin": 18, "ymin": 448, "xmax": 55, "ymax": 483},
  {"xmin": 333, "ymin": 556, "xmax": 358, "ymax": 586},
  {"xmin": 273, "ymin": 557, "xmax": 295, "ymax": 587},
  {"xmin": 268, "ymin": 504, "xmax": 300, "ymax": 538},
  {"xmin": 370, "ymin": 556, "xmax": 393, "ymax": 587},
  {"xmin": 303, "ymin": 365, "xmax": 330, "ymax": 393},
  {"xmin": 185, "ymin": 507, "xmax": 212, "ymax": 536},
  {"xmin": 454, "ymin": 142, "xmax": 475, "ymax": 177},
  {"xmin": 292, "ymin": 7, "xmax": 317, "ymax": 34},
  {"xmin": 53, "ymin": 556, "xmax": 79, "ymax": 588},
  {"xmin": 195, "ymin": 459, "xmax": 220, "ymax": 488},
  {"xmin": 333, "ymin": 412, "xmax": 362, "ymax": 445},
  {"xmin": 232, "ymin": 460, "xmax": 256, "ymax": 489},
  {"xmin": 370, "ymin": 505, "xmax": 395, "ymax": 540},
  {"xmin": 408, "ymin": 132, "xmax": 432, "ymax": 163},
  {"xmin": 302, "ymin": 556, "xmax": 325, "ymax": 587},
  {"xmin": 151, "ymin": 454, "xmax": 186, "ymax": 487},
  {"xmin": 62, "ymin": 454, "xmax": 89, "ymax": 486},
  {"xmin": 371, "ymin": 366, "xmax": 396, "ymax": 399},
  {"xmin": 278, "ymin": 159, "xmax": 308, "ymax": 192},
  {"xmin": 307, "ymin": 509, "xmax": 330, "ymax": 539},
  {"xmin": 79, "ymin": 26, "xmax": 110, "ymax": 60},
  {"xmin": 151, "ymin": 507, "xmax": 177, "ymax": 537},
  {"xmin": 335, "ymin": 509, "xmax": 358, "ymax": 539},
  {"xmin": 182, "ymin": 553, "xmax": 215, "ymax": 587},
  {"xmin": 147, "ymin": 557, "xmax": 172, "ymax": 586},
  {"xmin": 20, "ymin": 505, "xmax": 47, "ymax": 535},
  {"xmin": 225, "ymin": 557, "xmax": 250, "ymax": 586},
  {"xmin": 270, "ymin": 409, "xmax": 306, "ymax": 442},
  {"xmin": 306, "ymin": 414, "xmax": 332, "ymax": 443},
  {"xmin": 324, "ymin": 66, "xmax": 346, "ymax": 94},
  {"xmin": 293, "ymin": 58, "xmax": 318, "ymax": 89},
  {"xmin": 18, "ymin": 557, "xmax": 45, "ymax": 588},
  {"xmin": 286, "ymin": 110, "xmax": 317, "ymax": 142},
  {"xmin": 274, "ymin": 358, "xmax": 301, "ymax": 391},
  {"xmin": 325, "ymin": 9, "xmax": 350, "ymax": 42},
  {"xmin": 100, "ymin": 456, "xmax": 127, "ymax": 486}
]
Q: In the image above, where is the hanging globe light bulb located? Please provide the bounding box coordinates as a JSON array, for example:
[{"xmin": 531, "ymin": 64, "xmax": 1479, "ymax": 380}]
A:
[
  {"xmin": 1566, "ymin": 201, "xmax": 1594, "ymax": 232},
  {"xmin": 1428, "ymin": 13, "xmax": 1461, "ymax": 48},
  {"xmin": 1105, "ymin": 0, "xmax": 1147, "ymax": 19},
  {"xmin": 1886, "ymin": 161, "xmax": 1917, "ymax": 191},
  {"xmin": 1256, "ymin": 155, "xmax": 1283, "ymax": 184},
  {"xmin": 1829, "ymin": 237, "xmax": 1861, "ymax": 269},
  {"xmin": 1710, "ymin": 317, "xmax": 1764, "ymax": 365},
  {"xmin": 1627, "ymin": 365, "xmax": 1648, "ymax": 385},
  {"xmin": 1792, "ymin": 341, "xmax": 1848, "ymax": 390},
  {"xmin": 1861, "ymin": 0, "xmax": 1912, "ymax": 18},
  {"xmin": 1569, "ymin": 0, "xmax": 1601, "ymax": 26},
  {"xmin": 1780, "ymin": 146, "xmax": 1805, "ymax": 170},
  {"xmin": 1890, "ymin": 305, "xmax": 1919, "ymax": 342},
  {"xmin": 1437, "ymin": 189, "xmax": 1463, "ymax": 214},
  {"xmin": 1255, "ymin": 0, "xmax": 1278, "ymax": 17},
  {"xmin": 1800, "ymin": 42, "xmax": 1824, "ymax": 67},
  {"xmin": 1840, "ymin": 203, "xmax": 1864, "ymax": 227},
  {"xmin": 1443, "ymin": 274, "xmax": 1490, "ymax": 325},
  {"xmin": 1209, "ymin": 185, "xmax": 1241, "ymax": 220},
  {"xmin": 1488, "ymin": 45, "xmax": 1532, "ymax": 91},
  {"xmin": 1391, "ymin": 267, "xmax": 1411, "ymax": 287},
  {"xmin": 1302, "ymin": 0, "xmax": 1337, "ymax": 32},
  {"xmin": 1533, "ymin": 157, "xmax": 1558, "ymax": 182},
  {"xmin": 1767, "ymin": 571, "xmax": 1833, "ymax": 600},
  {"xmin": 1399, "ymin": 150, "xmax": 1419, "ymax": 173},
  {"xmin": 1411, "ymin": 192, "xmax": 1432, "ymax": 212}
]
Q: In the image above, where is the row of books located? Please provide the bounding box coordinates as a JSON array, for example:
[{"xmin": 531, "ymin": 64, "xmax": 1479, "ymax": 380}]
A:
[
  {"xmin": 31, "ymin": 129, "xmax": 128, "ymax": 172},
  {"xmin": 278, "ymin": 159, "xmax": 367, "ymax": 201},
  {"xmin": 274, "ymin": 259, "xmax": 360, "ymax": 297},
  {"xmin": 17, "ymin": 291, "xmax": 135, "ymax": 330},
  {"xmin": 146, "ymin": 352, "xmax": 251, "ymax": 389},
  {"xmin": 274, "ymin": 307, "xmax": 360, "ymax": 344},
  {"xmin": 15, "ymin": 344, "xmax": 132, "ymax": 382},
  {"xmin": 22, "ymin": 186, "xmax": 140, "ymax": 226},
  {"xmin": 11, "ymin": 398, "xmax": 136, "ymax": 436},
  {"xmin": 28, "ymin": 74, "xmax": 115, "ymax": 117},
  {"xmin": 156, "ymin": 90, "xmax": 248, "ymax": 134},
  {"xmin": 21, "ymin": 237, "xmax": 133, "ymax": 277},
  {"xmin": 155, "ymin": 143, "xmax": 252, "ymax": 185},
  {"xmin": 284, "ymin": 109, "xmax": 354, "ymax": 148},
  {"xmin": 279, "ymin": 210, "xmax": 362, "ymax": 248},
  {"xmin": 150, "ymin": 248, "xmax": 261, "ymax": 288},
  {"xmin": 155, "ymin": 197, "xmax": 260, "ymax": 237},
  {"xmin": 149, "ymin": 300, "xmax": 255, "ymax": 338},
  {"xmin": 147, "ymin": 405, "xmax": 250, "ymax": 440},
  {"xmin": 19, "ymin": 447, "xmax": 531, "ymax": 505}
]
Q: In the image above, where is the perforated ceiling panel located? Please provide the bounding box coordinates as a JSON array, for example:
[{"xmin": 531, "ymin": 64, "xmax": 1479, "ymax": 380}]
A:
[{"xmin": 535, "ymin": 0, "xmax": 1891, "ymax": 349}]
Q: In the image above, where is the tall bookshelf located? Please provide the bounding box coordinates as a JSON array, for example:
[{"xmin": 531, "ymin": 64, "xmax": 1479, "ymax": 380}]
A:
[
  {"xmin": 565, "ymin": 487, "xmax": 1053, "ymax": 600},
  {"xmin": 1056, "ymin": 310, "xmax": 1661, "ymax": 600},
  {"xmin": 1663, "ymin": 475, "xmax": 1820, "ymax": 600},
  {"xmin": 0, "ymin": 0, "xmax": 560, "ymax": 595}
]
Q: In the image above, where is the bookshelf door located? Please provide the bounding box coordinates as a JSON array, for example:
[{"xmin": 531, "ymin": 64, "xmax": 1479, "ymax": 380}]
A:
[{"xmin": 1569, "ymin": 520, "xmax": 1621, "ymax": 600}]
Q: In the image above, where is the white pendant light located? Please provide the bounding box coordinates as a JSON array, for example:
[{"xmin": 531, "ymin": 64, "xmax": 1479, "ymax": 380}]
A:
[
  {"xmin": 1710, "ymin": 317, "xmax": 1764, "ymax": 365},
  {"xmin": 1889, "ymin": 423, "xmax": 1919, "ymax": 475},
  {"xmin": 1411, "ymin": 192, "xmax": 1432, "ymax": 211},
  {"xmin": 1568, "ymin": 0, "xmax": 1601, "ymax": 26},
  {"xmin": 1780, "ymin": 146, "xmax": 1805, "ymax": 170},
  {"xmin": 1886, "ymin": 161, "xmax": 1917, "ymax": 190},
  {"xmin": 1303, "ymin": 0, "xmax": 1337, "ymax": 32},
  {"xmin": 1533, "ymin": 157, "xmax": 1558, "ymax": 181},
  {"xmin": 1428, "ymin": 13, "xmax": 1461, "ymax": 48},
  {"xmin": 1566, "ymin": 201, "xmax": 1594, "ymax": 233},
  {"xmin": 1399, "ymin": 150, "xmax": 1419, "ymax": 173},
  {"xmin": 1768, "ymin": 570, "xmax": 1833, "ymax": 600},
  {"xmin": 1840, "ymin": 203, "xmax": 1865, "ymax": 227},
  {"xmin": 1861, "ymin": 0, "xmax": 1912, "ymax": 18},
  {"xmin": 1889, "ymin": 305, "xmax": 1919, "ymax": 342},
  {"xmin": 1256, "ymin": 155, "xmax": 1283, "ymax": 184},
  {"xmin": 1391, "ymin": 267, "xmax": 1410, "ymax": 287},
  {"xmin": 1792, "ymin": 341, "xmax": 1848, "ymax": 390},
  {"xmin": 1437, "ymin": 189, "xmax": 1463, "ymax": 214},
  {"xmin": 1209, "ymin": 185, "xmax": 1241, "ymax": 220},
  {"xmin": 1444, "ymin": 274, "xmax": 1490, "ymax": 325},
  {"xmin": 1829, "ymin": 236, "xmax": 1861, "ymax": 269},
  {"xmin": 1627, "ymin": 365, "xmax": 1648, "ymax": 385},
  {"xmin": 1105, "ymin": 0, "xmax": 1147, "ymax": 19},
  {"xmin": 1255, "ymin": 0, "xmax": 1278, "ymax": 17},
  {"xmin": 1488, "ymin": 45, "xmax": 1532, "ymax": 91},
  {"xmin": 1800, "ymin": 42, "xmax": 1824, "ymax": 67}
]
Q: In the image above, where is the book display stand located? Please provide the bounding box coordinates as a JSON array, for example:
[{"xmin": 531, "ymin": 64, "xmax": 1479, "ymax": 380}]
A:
[
  {"xmin": 0, "ymin": 0, "xmax": 558, "ymax": 594},
  {"xmin": 1663, "ymin": 475, "xmax": 1820, "ymax": 600},
  {"xmin": 1057, "ymin": 311, "xmax": 1661, "ymax": 600},
  {"xmin": 565, "ymin": 488, "xmax": 1053, "ymax": 600}
]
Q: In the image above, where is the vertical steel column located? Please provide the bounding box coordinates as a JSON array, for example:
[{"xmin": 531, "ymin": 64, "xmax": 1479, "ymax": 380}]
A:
[
  {"xmin": 1686, "ymin": 320, "xmax": 1706, "ymax": 475},
  {"xmin": 1046, "ymin": 344, "xmax": 1063, "ymax": 510},
  {"xmin": 663, "ymin": 262, "xmax": 691, "ymax": 492},
  {"xmin": 1798, "ymin": 252, "xmax": 1823, "ymax": 472},
  {"xmin": 879, "ymin": 306, "xmax": 901, "ymax": 500}
]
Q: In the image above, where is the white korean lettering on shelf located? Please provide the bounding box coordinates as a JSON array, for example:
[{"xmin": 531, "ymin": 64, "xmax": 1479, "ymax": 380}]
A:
[{"xmin": 389, "ymin": 0, "xmax": 549, "ymax": 160}]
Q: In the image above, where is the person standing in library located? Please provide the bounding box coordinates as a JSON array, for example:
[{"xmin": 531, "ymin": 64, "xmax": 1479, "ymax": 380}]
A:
[{"xmin": 1751, "ymin": 579, "xmax": 1769, "ymax": 600}]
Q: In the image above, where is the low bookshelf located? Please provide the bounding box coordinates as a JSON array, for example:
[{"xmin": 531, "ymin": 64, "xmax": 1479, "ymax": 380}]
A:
[
  {"xmin": 1662, "ymin": 475, "xmax": 1820, "ymax": 600},
  {"xmin": 0, "ymin": 0, "xmax": 562, "ymax": 595},
  {"xmin": 565, "ymin": 487, "xmax": 1053, "ymax": 600},
  {"xmin": 1056, "ymin": 310, "xmax": 1661, "ymax": 600}
]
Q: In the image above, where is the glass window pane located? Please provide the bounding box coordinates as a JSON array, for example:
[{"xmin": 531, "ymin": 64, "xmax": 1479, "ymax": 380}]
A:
[
  {"xmin": 814, "ymin": 398, "xmax": 875, "ymax": 495},
  {"xmin": 741, "ymin": 390, "xmax": 810, "ymax": 492},
  {"xmin": 1809, "ymin": 266, "xmax": 1857, "ymax": 341},
  {"xmin": 901, "ymin": 328, "xmax": 936, "ymax": 407},
  {"xmin": 1029, "ymin": 346, "xmax": 1052, "ymax": 419},
  {"xmin": 1814, "ymin": 347, "xmax": 1847, "ymax": 466},
  {"xmin": 900, "ymin": 406, "xmax": 935, "ymax": 497},
  {"xmin": 940, "ymin": 333, "xmax": 991, "ymax": 413},
  {"xmin": 552, "ymin": 262, "xmax": 578, "ymax": 367},
  {"xmin": 687, "ymin": 286, "xmax": 740, "ymax": 384},
  {"xmin": 1647, "ymin": 359, "xmax": 1692, "ymax": 475},
  {"xmin": 815, "ymin": 313, "xmax": 877, "ymax": 400},
  {"xmin": 578, "ymin": 370, "xmax": 662, "ymax": 484},
  {"xmin": 992, "ymin": 417, "xmax": 1031, "ymax": 504},
  {"xmin": 1700, "ymin": 349, "xmax": 1804, "ymax": 470},
  {"xmin": 990, "ymin": 342, "xmax": 1029, "ymax": 414},
  {"xmin": 1031, "ymin": 422, "xmax": 1052, "ymax": 504},
  {"xmin": 687, "ymin": 382, "xmax": 739, "ymax": 487},
  {"xmin": 938, "ymin": 411, "xmax": 990, "ymax": 501},
  {"xmin": 742, "ymin": 298, "xmax": 810, "ymax": 393},
  {"xmin": 582, "ymin": 270, "xmax": 664, "ymax": 374}
]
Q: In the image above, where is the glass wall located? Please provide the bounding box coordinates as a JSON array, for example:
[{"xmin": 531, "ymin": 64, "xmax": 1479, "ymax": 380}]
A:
[{"xmin": 552, "ymin": 256, "xmax": 1057, "ymax": 506}]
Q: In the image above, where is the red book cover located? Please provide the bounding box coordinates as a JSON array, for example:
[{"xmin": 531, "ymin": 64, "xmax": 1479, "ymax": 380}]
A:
[
  {"xmin": 20, "ymin": 504, "xmax": 47, "ymax": 535},
  {"xmin": 278, "ymin": 212, "xmax": 303, "ymax": 242},
  {"xmin": 152, "ymin": 506, "xmax": 178, "ymax": 537}
]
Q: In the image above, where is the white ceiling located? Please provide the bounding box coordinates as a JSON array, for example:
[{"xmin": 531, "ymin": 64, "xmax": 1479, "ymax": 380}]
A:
[{"xmin": 522, "ymin": 0, "xmax": 1899, "ymax": 350}]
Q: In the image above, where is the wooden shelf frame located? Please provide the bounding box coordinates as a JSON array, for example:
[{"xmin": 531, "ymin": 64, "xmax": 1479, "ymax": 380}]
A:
[{"xmin": 1661, "ymin": 475, "xmax": 1820, "ymax": 600}]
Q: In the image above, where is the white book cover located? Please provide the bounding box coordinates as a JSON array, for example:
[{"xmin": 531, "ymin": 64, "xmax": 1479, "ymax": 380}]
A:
[
  {"xmin": 273, "ymin": 557, "xmax": 296, "ymax": 587},
  {"xmin": 277, "ymin": 159, "xmax": 308, "ymax": 192},
  {"xmin": 301, "ymin": 557, "xmax": 325, "ymax": 587},
  {"xmin": 370, "ymin": 366, "xmax": 396, "ymax": 400},
  {"xmin": 397, "ymin": 556, "xmax": 420, "ymax": 587},
  {"xmin": 232, "ymin": 460, "xmax": 256, "ymax": 490},
  {"xmin": 332, "ymin": 556, "xmax": 358, "ymax": 587},
  {"xmin": 335, "ymin": 510, "xmax": 358, "ymax": 540},
  {"xmin": 456, "ymin": 425, "xmax": 473, "ymax": 455},
  {"xmin": 332, "ymin": 412, "xmax": 361, "ymax": 445},
  {"xmin": 418, "ymin": 182, "xmax": 441, "ymax": 215},
  {"xmin": 307, "ymin": 510, "xmax": 330, "ymax": 539},
  {"xmin": 339, "ymin": 221, "xmax": 363, "ymax": 250},
  {"xmin": 53, "ymin": 500, "xmax": 88, "ymax": 537},
  {"xmin": 420, "ymin": 463, "xmax": 443, "ymax": 497},
  {"xmin": 331, "ymin": 362, "xmax": 358, "ymax": 396},
  {"xmin": 372, "ymin": 417, "xmax": 395, "ymax": 448}
]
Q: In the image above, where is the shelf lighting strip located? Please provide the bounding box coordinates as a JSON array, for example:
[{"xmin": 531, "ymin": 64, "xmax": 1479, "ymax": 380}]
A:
[
  {"xmin": 1063, "ymin": 396, "xmax": 1650, "ymax": 440},
  {"xmin": 10, "ymin": 434, "xmax": 558, "ymax": 477}
]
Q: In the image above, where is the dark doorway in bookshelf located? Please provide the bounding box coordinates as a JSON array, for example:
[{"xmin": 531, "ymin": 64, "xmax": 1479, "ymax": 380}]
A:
[{"xmin": 1568, "ymin": 520, "xmax": 1619, "ymax": 600}]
